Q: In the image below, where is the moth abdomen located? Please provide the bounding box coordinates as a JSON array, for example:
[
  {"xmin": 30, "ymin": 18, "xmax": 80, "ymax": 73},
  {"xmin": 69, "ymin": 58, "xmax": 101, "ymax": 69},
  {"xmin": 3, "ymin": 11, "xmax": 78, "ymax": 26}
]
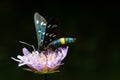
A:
[{"xmin": 48, "ymin": 38, "xmax": 76, "ymax": 46}]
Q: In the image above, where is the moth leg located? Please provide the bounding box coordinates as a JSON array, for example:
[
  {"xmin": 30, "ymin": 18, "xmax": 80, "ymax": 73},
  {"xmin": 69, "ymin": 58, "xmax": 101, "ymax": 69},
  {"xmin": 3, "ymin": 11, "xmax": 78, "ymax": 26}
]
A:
[{"xmin": 19, "ymin": 41, "xmax": 36, "ymax": 51}]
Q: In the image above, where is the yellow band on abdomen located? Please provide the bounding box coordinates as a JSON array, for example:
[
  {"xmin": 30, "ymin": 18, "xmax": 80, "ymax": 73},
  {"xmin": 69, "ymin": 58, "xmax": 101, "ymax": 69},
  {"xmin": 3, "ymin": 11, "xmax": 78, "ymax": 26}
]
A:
[{"xmin": 60, "ymin": 38, "xmax": 65, "ymax": 44}]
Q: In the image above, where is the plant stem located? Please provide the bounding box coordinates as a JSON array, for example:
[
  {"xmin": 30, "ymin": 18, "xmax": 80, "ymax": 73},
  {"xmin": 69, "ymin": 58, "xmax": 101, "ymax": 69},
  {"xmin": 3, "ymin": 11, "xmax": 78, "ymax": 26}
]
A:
[{"xmin": 44, "ymin": 74, "xmax": 47, "ymax": 80}]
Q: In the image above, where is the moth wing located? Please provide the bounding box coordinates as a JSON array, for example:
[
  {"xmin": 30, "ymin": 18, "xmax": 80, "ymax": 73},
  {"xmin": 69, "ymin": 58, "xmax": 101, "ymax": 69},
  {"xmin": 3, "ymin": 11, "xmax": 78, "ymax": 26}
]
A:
[
  {"xmin": 43, "ymin": 17, "xmax": 60, "ymax": 48},
  {"xmin": 34, "ymin": 13, "xmax": 47, "ymax": 49}
]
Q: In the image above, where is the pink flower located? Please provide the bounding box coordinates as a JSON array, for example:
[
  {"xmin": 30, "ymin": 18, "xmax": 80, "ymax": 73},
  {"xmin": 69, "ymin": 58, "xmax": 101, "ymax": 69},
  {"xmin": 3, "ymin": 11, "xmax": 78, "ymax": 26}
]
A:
[{"xmin": 11, "ymin": 46, "xmax": 68, "ymax": 74}]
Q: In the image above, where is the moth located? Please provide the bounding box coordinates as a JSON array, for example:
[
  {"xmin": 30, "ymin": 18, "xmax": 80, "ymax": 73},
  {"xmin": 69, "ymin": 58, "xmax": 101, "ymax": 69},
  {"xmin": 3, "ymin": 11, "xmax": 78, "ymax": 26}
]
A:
[
  {"xmin": 34, "ymin": 12, "xmax": 76, "ymax": 51},
  {"xmin": 20, "ymin": 13, "xmax": 76, "ymax": 51}
]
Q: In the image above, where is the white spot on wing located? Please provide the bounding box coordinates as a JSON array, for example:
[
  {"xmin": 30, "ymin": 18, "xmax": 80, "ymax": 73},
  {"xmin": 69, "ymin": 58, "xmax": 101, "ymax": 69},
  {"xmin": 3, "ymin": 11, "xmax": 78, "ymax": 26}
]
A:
[
  {"xmin": 52, "ymin": 25, "xmax": 57, "ymax": 28},
  {"xmin": 49, "ymin": 33, "xmax": 54, "ymax": 37},
  {"xmin": 36, "ymin": 20, "xmax": 39, "ymax": 24},
  {"xmin": 46, "ymin": 33, "xmax": 49, "ymax": 36},
  {"xmin": 47, "ymin": 25, "xmax": 51, "ymax": 28},
  {"xmin": 42, "ymin": 32, "xmax": 45, "ymax": 35},
  {"xmin": 38, "ymin": 30, "xmax": 41, "ymax": 33},
  {"xmin": 52, "ymin": 35, "xmax": 56, "ymax": 38},
  {"xmin": 41, "ymin": 40, "xmax": 43, "ymax": 42},
  {"xmin": 41, "ymin": 22, "xmax": 46, "ymax": 26}
]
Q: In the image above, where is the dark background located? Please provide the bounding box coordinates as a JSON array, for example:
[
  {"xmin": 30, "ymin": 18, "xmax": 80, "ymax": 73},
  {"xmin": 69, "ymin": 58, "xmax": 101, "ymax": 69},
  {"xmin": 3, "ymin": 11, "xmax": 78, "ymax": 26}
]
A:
[{"xmin": 0, "ymin": 0, "xmax": 120, "ymax": 80}]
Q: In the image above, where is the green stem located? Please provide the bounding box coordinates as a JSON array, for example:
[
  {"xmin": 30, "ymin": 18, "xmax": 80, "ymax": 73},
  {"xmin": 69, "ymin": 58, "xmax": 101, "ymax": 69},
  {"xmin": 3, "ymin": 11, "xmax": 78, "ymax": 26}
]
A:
[{"xmin": 44, "ymin": 74, "xmax": 47, "ymax": 80}]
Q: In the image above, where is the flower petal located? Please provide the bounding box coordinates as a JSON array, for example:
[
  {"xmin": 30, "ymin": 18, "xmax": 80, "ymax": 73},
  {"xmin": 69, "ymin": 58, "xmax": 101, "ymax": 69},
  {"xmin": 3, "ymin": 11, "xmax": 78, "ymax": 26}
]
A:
[
  {"xmin": 57, "ymin": 46, "xmax": 69, "ymax": 60},
  {"xmin": 22, "ymin": 47, "xmax": 30, "ymax": 55},
  {"xmin": 12, "ymin": 47, "xmax": 69, "ymax": 74}
]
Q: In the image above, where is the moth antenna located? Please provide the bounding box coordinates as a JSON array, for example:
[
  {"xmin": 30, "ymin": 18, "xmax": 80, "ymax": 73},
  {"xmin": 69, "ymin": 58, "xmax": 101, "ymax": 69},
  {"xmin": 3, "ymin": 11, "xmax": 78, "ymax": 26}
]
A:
[{"xmin": 19, "ymin": 41, "xmax": 36, "ymax": 51}]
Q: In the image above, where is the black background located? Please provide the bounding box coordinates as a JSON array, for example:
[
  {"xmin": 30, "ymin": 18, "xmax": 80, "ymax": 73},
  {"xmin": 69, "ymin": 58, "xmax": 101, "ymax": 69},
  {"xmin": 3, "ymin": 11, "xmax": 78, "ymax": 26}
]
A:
[{"xmin": 0, "ymin": 1, "xmax": 120, "ymax": 80}]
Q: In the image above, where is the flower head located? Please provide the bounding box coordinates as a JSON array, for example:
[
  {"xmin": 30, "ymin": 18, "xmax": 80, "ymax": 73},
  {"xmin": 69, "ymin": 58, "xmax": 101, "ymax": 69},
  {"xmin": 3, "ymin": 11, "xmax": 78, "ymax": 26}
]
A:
[{"xmin": 11, "ymin": 46, "xmax": 68, "ymax": 74}]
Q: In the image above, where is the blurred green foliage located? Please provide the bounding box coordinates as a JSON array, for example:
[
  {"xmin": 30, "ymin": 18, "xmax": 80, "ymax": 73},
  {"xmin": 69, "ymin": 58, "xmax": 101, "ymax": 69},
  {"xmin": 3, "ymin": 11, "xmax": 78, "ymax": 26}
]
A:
[{"xmin": 0, "ymin": 1, "xmax": 120, "ymax": 80}]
